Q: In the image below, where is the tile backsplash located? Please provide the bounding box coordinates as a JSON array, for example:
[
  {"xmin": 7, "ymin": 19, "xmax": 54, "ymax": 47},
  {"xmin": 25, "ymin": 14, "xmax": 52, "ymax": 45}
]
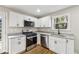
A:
[
  {"xmin": 37, "ymin": 27, "xmax": 73, "ymax": 34},
  {"xmin": 8, "ymin": 27, "xmax": 38, "ymax": 34},
  {"xmin": 8, "ymin": 26, "xmax": 73, "ymax": 35}
]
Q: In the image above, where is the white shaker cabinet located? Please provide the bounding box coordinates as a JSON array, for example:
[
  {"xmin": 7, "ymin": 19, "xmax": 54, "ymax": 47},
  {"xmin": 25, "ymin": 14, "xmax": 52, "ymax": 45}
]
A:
[
  {"xmin": 33, "ymin": 18, "xmax": 40, "ymax": 27},
  {"xmin": 18, "ymin": 36, "xmax": 26, "ymax": 52},
  {"xmin": 9, "ymin": 35, "xmax": 26, "ymax": 54},
  {"xmin": 38, "ymin": 16, "xmax": 51, "ymax": 27},
  {"xmin": 49, "ymin": 36, "xmax": 55, "ymax": 51},
  {"xmin": 17, "ymin": 13, "xmax": 24, "ymax": 27},
  {"xmin": 39, "ymin": 18, "xmax": 44, "ymax": 27},
  {"xmin": 66, "ymin": 39, "xmax": 74, "ymax": 54},
  {"xmin": 9, "ymin": 11, "xmax": 18, "ymax": 27},
  {"xmin": 9, "ymin": 11, "xmax": 24, "ymax": 27},
  {"xmin": 9, "ymin": 37, "xmax": 19, "ymax": 54},
  {"xmin": 54, "ymin": 38, "xmax": 66, "ymax": 54},
  {"xmin": 49, "ymin": 36, "xmax": 74, "ymax": 54},
  {"xmin": 49, "ymin": 36, "xmax": 66, "ymax": 54},
  {"xmin": 43, "ymin": 16, "xmax": 51, "ymax": 27}
]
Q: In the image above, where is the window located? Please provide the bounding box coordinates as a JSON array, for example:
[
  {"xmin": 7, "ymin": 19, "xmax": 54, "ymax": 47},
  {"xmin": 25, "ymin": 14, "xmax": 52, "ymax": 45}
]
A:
[{"xmin": 54, "ymin": 15, "xmax": 68, "ymax": 29}]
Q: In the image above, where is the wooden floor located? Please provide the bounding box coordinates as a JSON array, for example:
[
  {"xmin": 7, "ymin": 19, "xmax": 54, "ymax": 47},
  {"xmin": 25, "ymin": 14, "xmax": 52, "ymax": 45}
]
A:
[{"xmin": 24, "ymin": 45, "xmax": 55, "ymax": 54}]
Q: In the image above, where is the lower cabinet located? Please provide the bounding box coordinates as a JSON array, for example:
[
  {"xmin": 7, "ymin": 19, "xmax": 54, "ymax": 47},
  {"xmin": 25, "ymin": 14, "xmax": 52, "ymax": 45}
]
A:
[
  {"xmin": 66, "ymin": 39, "xmax": 74, "ymax": 54},
  {"xmin": 18, "ymin": 36, "xmax": 26, "ymax": 52},
  {"xmin": 9, "ymin": 36, "xmax": 26, "ymax": 54},
  {"xmin": 49, "ymin": 36, "xmax": 74, "ymax": 54},
  {"xmin": 49, "ymin": 36, "xmax": 55, "ymax": 52},
  {"xmin": 54, "ymin": 38, "xmax": 66, "ymax": 54}
]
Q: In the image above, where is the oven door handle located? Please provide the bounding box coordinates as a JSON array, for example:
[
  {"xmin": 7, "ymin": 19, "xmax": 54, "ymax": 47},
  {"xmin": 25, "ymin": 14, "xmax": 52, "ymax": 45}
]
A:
[{"xmin": 27, "ymin": 36, "xmax": 37, "ymax": 39}]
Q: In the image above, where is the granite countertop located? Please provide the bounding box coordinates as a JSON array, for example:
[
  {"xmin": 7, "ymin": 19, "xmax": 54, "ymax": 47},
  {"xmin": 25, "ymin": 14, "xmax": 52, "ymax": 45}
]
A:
[
  {"xmin": 8, "ymin": 33, "xmax": 24, "ymax": 36},
  {"xmin": 8, "ymin": 33, "xmax": 25, "ymax": 38},
  {"xmin": 35, "ymin": 31, "xmax": 75, "ymax": 40},
  {"xmin": 35, "ymin": 31, "xmax": 52, "ymax": 35},
  {"xmin": 51, "ymin": 34, "xmax": 75, "ymax": 40}
]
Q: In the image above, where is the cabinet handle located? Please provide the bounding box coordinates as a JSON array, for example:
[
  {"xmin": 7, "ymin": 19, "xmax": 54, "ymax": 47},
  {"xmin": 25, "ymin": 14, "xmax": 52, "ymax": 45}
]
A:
[
  {"xmin": 66, "ymin": 40, "xmax": 68, "ymax": 43},
  {"xmin": 18, "ymin": 39, "xmax": 20, "ymax": 40},
  {"xmin": 54, "ymin": 41, "xmax": 57, "ymax": 44},
  {"xmin": 17, "ymin": 24, "xmax": 19, "ymax": 26},
  {"xmin": 28, "ymin": 18, "xmax": 30, "ymax": 20},
  {"xmin": 40, "ymin": 25, "xmax": 41, "ymax": 27},
  {"xmin": 18, "ymin": 41, "xmax": 21, "ymax": 45}
]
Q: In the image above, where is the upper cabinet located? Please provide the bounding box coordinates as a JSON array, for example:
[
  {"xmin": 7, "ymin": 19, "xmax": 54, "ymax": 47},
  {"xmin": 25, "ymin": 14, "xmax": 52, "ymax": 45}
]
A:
[
  {"xmin": 17, "ymin": 13, "xmax": 24, "ymax": 27},
  {"xmin": 24, "ymin": 15, "xmax": 34, "ymax": 21},
  {"xmin": 32, "ymin": 17, "xmax": 39, "ymax": 27},
  {"xmin": 9, "ymin": 11, "xmax": 24, "ymax": 27},
  {"xmin": 9, "ymin": 11, "xmax": 52, "ymax": 28},
  {"xmin": 38, "ymin": 16, "xmax": 52, "ymax": 27},
  {"xmin": 52, "ymin": 13, "xmax": 70, "ymax": 30},
  {"xmin": 9, "ymin": 11, "xmax": 18, "ymax": 27}
]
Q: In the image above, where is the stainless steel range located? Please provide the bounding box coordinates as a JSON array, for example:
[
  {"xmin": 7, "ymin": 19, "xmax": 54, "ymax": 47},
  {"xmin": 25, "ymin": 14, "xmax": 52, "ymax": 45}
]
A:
[{"xmin": 22, "ymin": 32, "xmax": 37, "ymax": 51}]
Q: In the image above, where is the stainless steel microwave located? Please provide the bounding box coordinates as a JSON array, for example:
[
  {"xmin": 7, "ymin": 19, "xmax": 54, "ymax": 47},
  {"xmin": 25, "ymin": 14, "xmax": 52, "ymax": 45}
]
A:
[{"xmin": 24, "ymin": 20, "xmax": 34, "ymax": 27}]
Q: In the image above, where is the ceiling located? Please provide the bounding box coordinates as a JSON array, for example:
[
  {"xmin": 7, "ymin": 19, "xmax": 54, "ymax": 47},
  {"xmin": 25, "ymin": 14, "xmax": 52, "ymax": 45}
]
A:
[{"xmin": 4, "ymin": 5, "xmax": 72, "ymax": 18}]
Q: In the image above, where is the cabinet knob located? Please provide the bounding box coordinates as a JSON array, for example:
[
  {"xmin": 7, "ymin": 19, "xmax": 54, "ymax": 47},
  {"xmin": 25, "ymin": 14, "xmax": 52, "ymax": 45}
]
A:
[
  {"xmin": 18, "ymin": 41, "xmax": 21, "ymax": 45},
  {"xmin": 66, "ymin": 40, "xmax": 68, "ymax": 43},
  {"xmin": 18, "ymin": 38, "xmax": 20, "ymax": 40},
  {"xmin": 28, "ymin": 18, "xmax": 30, "ymax": 20},
  {"xmin": 54, "ymin": 41, "xmax": 57, "ymax": 44},
  {"xmin": 17, "ymin": 24, "xmax": 19, "ymax": 26}
]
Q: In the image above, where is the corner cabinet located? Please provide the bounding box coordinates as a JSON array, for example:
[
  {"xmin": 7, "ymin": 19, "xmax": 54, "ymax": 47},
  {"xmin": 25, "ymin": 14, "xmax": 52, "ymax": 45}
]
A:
[
  {"xmin": 49, "ymin": 36, "xmax": 74, "ymax": 54},
  {"xmin": 9, "ymin": 11, "xmax": 24, "ymax": 27},
  {"xmin": 38, "ymin": 16, "xmax": 52, "ymax": 27}
]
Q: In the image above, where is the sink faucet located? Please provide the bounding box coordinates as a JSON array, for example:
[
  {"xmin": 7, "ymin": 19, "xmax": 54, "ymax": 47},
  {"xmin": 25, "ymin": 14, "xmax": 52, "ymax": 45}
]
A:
[{"xmin": 58, "ymin": 27, "xmax": 60, "ymax": 34}]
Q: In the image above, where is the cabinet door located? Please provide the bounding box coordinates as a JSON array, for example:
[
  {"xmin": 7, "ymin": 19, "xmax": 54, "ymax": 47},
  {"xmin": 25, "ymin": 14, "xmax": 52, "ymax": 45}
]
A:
[
  {"xmin": 66, "ymin": 39, "xmax": 74, "ymax": 54},
  {"xmin": 34, "ymin": 18, "xmax": 40, "ymax": 27},
  {"xmin": 38, "ymin": 18, "xmax": 43, "ymax": 27},
  {"xmin": 9, "ymin": 37, "xmax": 20, "ymax": 54},
  {"xmin": 49, "ymin": 36, "xmax": 55, "ymax": 51},
  {"xmin": 19, "ymin": 36, "xmax": 26, "ymax": 52},
  {"xmin": 43, "ymin": 16, "xmax": 51, "ymax": 27},
  {"xmin": 39, "ymin": 16, "xmax": 51, "ymax": 27},
  {"xmin": 37, "ymin": 18, "xmax": 42, "ymax": 27},
  {"xmin": 9, "ymin": 11, "xmax": 18, "ymax": 27},
  {"xmin": 17, "ymin": 14, "xmax": 24, "ymax": 27},
  {"xmin": 54, "ymin": 38, "xmax": 66, "ymax": 54}
]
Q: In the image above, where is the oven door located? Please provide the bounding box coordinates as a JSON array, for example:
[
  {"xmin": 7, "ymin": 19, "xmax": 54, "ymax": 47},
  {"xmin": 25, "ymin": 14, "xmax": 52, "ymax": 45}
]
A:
[{"xmin": 26, "ymin": 36, "xmax": 37, "ymax": 47}]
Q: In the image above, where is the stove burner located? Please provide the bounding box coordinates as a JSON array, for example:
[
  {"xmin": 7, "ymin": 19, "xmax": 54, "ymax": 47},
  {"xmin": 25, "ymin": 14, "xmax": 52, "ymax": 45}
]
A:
[{"xmin": 22, "ymin": 32, "xmax": 37, "ymax": 37}]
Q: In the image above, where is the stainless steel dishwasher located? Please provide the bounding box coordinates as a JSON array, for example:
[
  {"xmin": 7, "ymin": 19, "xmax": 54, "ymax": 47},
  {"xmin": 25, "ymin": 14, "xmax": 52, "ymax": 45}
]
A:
[{"xmin": 40, "ymin": 34, "xmax": 49, "ymax": 48}]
